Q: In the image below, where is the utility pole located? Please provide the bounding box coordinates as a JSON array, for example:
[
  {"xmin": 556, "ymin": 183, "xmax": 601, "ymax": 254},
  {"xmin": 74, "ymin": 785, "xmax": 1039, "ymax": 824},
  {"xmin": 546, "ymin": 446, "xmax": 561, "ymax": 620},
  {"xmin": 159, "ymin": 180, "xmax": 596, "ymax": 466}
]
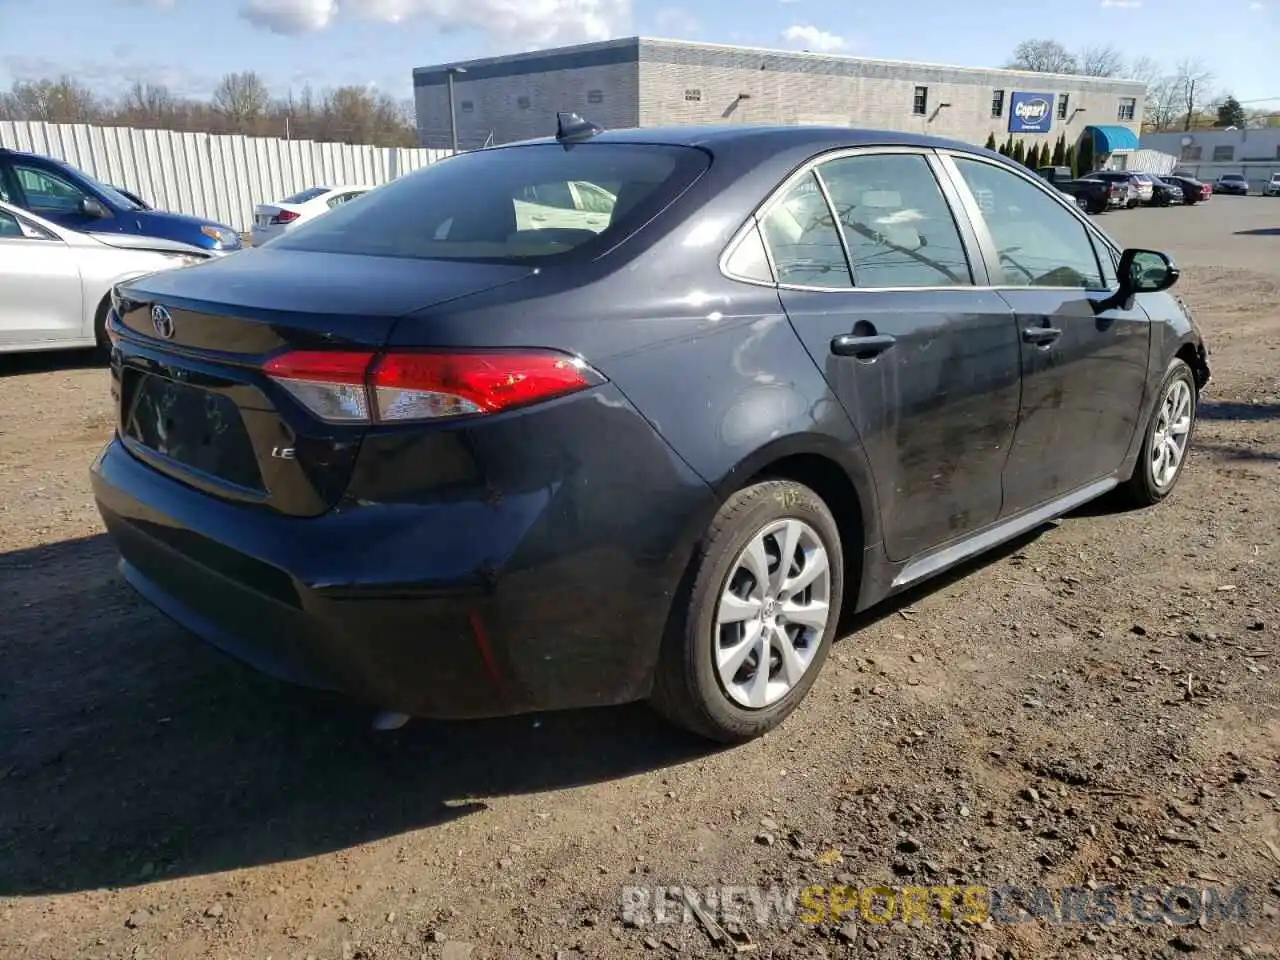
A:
[{"xmin": 445, "ymin": 66, "xmax": 466, "ymax": 153}]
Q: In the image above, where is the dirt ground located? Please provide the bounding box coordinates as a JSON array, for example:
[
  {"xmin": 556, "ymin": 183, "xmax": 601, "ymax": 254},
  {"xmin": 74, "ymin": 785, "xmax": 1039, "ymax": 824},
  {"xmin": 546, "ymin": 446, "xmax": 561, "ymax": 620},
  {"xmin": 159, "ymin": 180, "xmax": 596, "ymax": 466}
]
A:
[{"xmin": 1, "ymin": 198, "xmax": 1278, "ymax": 960}]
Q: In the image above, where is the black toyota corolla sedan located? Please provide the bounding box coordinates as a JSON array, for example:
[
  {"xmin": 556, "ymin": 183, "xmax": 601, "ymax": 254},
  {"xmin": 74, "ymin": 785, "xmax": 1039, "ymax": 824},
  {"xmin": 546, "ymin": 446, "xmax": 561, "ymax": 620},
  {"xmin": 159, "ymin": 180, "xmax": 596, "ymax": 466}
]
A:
[{"xmin": 93, "ymin": 118, "xmax": 1210, "ymax": 743}]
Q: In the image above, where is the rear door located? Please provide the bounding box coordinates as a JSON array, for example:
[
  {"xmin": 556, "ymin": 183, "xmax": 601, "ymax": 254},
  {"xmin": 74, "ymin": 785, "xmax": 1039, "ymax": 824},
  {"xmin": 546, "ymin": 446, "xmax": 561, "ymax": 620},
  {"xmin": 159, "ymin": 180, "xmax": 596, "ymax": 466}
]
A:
[
  {"xmin": 757, "ymin": 147, "xmax": 1021, "ymax": 562},
  {"xmin": 0, "ymin": 208, "xmax": 85, "ymax": 345},
  {"xmin": 937, "ymin": 151, "xmax": 1151, "ymax": 514}
]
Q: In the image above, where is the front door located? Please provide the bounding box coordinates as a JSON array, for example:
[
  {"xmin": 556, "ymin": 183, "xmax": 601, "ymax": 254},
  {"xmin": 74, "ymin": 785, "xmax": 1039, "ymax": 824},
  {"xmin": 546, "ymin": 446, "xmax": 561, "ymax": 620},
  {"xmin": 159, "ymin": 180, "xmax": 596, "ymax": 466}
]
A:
[
  {"xmin": 9, "ymin": 161, "xmax": 115, "ymax": 233},
  {"xmin": 940, "ymin": 153, "xmax": 1152, "ymax": 514},
  {"xmin": 0, "ymin": 208, "xmax": 85, "ymax": 345},
  {"xmin": 761, "ymin": 150, "xmax": 1021, "ymax": 562}
]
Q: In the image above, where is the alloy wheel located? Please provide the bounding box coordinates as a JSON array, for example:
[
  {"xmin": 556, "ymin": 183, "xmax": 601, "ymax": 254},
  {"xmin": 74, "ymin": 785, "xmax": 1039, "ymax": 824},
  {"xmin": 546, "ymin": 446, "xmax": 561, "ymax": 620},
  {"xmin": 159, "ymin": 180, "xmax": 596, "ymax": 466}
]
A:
[
  {"xmin": 714, "ymin": 518, "xmax": 832, "ymax": 709},
  {"xmin": 1150, "ymin": 377, "xmax": 1193, "ymax": 490}
]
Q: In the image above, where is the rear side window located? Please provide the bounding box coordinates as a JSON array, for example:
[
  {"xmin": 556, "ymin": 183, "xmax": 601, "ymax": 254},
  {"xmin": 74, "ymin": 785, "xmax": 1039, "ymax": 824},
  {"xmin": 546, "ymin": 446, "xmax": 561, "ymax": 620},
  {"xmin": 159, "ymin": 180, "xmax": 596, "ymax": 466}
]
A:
[
  {"xmin": 283, "ymin": 187, "xmax": 331, "ymax": 204},
  {"xmin": 816, "ymin": 153, "xmax": 972, "ymax": 288},
  {"xmin": 758, "ymin": 172, "xmax": 851, "ymax": 288},
  {"xmin": 272, "ymin": 143, "xmax": 710, "ymax": 263}
]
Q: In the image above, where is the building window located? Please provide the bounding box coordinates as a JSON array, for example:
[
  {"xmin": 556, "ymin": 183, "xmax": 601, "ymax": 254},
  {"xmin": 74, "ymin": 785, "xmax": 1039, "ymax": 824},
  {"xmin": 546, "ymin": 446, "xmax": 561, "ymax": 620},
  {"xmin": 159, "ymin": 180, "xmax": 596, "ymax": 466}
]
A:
[
  {"xmin": 1117, "ymin": 97, "xmax": 1136, "ymax": 121},
  {"xmin": 1181, "ymin": 145, "xmax": 1203, "ymax": 161},
  {"xmin": 912, "ymin": 86, "xmax": 928, "ymax": 116},
  {"xmin": 460, "ymin": 100, "xmax": 474, "ymax": 113},
  {"xmin": 516, "ymin": 96, "xmax": 531, "ymax": 110},
  {"xmin": 991, "ymin": 89, "xmax": 1004, "ymax": 118},
  {"xmin": 1057, "ymin": 95, "xmax": 1069, "ymax": 120},
  {"xmin": 684, "ymin": 88, "xmax": 702, "ymax": 102},
  {"xmin": 1212, "ymin": 145, "xmax": 1234, "ymax": 162},
  {"xmin": 587, "ymin": 89, "xmax": 604, "ymax": 104}
]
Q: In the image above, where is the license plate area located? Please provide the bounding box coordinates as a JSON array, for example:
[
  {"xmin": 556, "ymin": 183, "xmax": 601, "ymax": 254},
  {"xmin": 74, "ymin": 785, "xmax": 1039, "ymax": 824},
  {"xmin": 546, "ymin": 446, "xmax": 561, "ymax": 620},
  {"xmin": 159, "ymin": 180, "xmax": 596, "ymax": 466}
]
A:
[
  {"xmin": 255, "ymin": 215, "xmax": 271, "ymax": 227},
  {"xmin": 122, "ymin": 371, "xmax": 265, "ymax": 492}
]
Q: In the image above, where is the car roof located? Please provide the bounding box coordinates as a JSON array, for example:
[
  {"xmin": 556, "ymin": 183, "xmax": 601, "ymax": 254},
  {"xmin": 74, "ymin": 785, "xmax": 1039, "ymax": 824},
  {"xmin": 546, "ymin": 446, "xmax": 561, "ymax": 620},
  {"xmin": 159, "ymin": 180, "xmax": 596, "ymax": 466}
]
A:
[{"xmin": 499, "ymin": 123, "xmax": 995, "ymax": 158}]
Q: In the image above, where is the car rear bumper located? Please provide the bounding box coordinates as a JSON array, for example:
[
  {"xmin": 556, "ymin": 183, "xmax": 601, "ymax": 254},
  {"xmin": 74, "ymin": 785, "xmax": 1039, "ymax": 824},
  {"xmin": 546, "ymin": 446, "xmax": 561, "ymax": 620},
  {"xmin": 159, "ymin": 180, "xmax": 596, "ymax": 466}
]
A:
[
  {"xmin": 249, "ymin": 224, "xmax": 285, "ymax": 246},
  {"xmin": 91, "ymin": 403, "xmax": 715, "ymax": 718}
]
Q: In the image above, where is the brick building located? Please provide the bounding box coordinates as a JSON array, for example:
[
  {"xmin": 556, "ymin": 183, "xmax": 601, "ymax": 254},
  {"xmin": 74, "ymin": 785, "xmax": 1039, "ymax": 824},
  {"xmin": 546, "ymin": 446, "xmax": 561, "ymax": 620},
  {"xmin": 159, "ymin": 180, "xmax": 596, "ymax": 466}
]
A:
[{"xmin": 413, "ymin": 37, "xmax": 1146, "ymax": 153}]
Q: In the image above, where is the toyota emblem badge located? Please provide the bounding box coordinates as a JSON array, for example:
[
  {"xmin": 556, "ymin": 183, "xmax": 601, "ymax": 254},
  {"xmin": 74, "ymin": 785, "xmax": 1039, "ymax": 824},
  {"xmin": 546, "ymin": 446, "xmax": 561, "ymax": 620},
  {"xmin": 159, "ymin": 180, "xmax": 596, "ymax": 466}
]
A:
[{"xmin": 151, "ymin": 304, "xmax": 175, "ymax": 340}]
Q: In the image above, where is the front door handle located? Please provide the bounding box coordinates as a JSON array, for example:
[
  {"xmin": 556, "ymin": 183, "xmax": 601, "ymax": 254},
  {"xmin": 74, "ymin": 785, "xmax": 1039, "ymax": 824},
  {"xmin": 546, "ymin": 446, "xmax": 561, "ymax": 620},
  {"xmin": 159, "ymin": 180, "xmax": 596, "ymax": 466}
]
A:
[
  {"xmin": 1022, "ymin": 326, "xmax": 1063, "ymax": 346},
  {"xmin": 831, "ymin": 333, "xmax": 897, "ymax": 359}
]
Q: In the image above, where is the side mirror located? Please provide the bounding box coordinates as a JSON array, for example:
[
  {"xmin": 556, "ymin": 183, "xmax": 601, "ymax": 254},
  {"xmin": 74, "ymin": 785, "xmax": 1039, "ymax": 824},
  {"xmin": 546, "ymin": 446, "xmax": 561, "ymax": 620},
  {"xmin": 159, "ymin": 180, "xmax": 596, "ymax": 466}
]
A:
[
  {"xmin": 1118, "ymin": 248, "xmax": 1179, "ymax": 295},
  {"xmin": 80, "ymin": 197, "xmax": 110, "ymax": 219}
]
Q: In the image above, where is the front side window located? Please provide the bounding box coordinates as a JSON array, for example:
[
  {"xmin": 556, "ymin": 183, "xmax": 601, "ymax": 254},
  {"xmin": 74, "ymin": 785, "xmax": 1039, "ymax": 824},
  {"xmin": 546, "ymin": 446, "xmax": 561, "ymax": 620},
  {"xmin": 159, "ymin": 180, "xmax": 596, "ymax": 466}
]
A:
[
  {"xmin": 13, "ymin": 164, "xmax": 88, "ymax": 215},
  {"xmin": 0, "ymin": 208, "xmax": 55, "ymax": 240},
  {"xmin": 816, "ymin": 153, "xmax": 972, "ymax": 288},
  {"xmin": 271, "ymin": 143, "xmax": 709, "ymax": 263},
  {"xmin": 912, "ymin": 86, "xmax": 928, "ymax": 116},
  {"xmin": 0, "ymin": 208, "xmax": 25, "ymax": 238},
  {"xmin": 758, "ymin": 172, "xmax": 851, "ymax": 289},
  {"xmin": 1117, "ymin": 97, "xmax": 1136, "ymax": 121},
  {"xmin": 950, "ymin": 157, "xmax": 1103, "ymax": 290}
]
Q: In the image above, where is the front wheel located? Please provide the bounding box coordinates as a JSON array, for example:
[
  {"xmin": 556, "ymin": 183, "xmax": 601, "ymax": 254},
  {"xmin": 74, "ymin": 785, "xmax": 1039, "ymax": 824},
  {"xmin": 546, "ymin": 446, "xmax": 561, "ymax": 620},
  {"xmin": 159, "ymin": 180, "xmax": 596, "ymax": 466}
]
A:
[
  {"xmin": 649, "ymin": 480, "xmax": 844, "ymax": 743},
  {"xmin": 1122, "ymin": 359, "xmax": 1198, "ymax": 506}
]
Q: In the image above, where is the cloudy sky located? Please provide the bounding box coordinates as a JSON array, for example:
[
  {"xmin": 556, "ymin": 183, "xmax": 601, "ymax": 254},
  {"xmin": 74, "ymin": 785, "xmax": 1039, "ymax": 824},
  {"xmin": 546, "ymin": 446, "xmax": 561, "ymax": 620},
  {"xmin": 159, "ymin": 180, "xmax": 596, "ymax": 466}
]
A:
[{"xmin": 0, "ymin": 0, "xmax": 1274, "ymax": 104}]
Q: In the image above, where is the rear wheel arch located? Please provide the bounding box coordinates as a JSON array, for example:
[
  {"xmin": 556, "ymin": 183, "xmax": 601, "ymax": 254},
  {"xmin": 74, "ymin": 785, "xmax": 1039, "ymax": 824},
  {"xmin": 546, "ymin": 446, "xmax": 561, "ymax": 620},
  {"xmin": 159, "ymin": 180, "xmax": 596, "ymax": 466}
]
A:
[
  {"xmin": 710, "ymin": 436, "xmax": 878, "ymax": 626},
  {"xmin": 746, "ymin": 452, "xmax": 866, "ymax": 618}
]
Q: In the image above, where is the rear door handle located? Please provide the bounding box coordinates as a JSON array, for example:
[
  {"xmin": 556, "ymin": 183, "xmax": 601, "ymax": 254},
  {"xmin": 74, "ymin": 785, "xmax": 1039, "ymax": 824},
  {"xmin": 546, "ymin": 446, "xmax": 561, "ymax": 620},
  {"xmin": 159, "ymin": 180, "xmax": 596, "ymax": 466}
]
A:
[
  {"xmin": 831, "ymin": 333, "xmax": 897, "ymax": 359},
  {"xmin": 1022, "ymin": 326, "xmax": 1063, "ymax": 346}
]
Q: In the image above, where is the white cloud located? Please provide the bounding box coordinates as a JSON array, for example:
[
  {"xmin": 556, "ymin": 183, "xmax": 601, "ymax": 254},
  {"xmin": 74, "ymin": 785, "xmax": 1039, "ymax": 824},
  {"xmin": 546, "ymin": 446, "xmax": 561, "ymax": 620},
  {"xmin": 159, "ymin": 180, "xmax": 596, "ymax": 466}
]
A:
[
  {"xmin": 1248, "ymin": 1, "xmax": 1264, "ymax": 10},
  {"xmin": 237, "ymin": 0, "xmax": 632, "ymax": 44},
  {"xmin": 1100, "ymin": 0, "xmax": 1142, "ymax": 7},
  {"xmin": 780, "ymin": 24, "xmax": 846, "ymax": 52},
  {"xmin": 653, "ymin": 6, "xmax": 699, "ymax": 34},
  {"xmin": 240, "ymin": 0, "xmax": 338, "ymax": 33}
]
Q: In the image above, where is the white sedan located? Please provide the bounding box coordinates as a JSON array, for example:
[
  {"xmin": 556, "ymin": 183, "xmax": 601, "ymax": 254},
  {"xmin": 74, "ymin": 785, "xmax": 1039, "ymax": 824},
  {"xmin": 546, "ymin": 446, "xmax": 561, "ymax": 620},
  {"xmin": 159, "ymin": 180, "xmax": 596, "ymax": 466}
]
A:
[
  {"xmin": 0, "ymin": 200, "xmax": 212, "ymax": 356},
  {"xmin": 250, "ymin": 185, "xmax": 375, "ymax": 246}
]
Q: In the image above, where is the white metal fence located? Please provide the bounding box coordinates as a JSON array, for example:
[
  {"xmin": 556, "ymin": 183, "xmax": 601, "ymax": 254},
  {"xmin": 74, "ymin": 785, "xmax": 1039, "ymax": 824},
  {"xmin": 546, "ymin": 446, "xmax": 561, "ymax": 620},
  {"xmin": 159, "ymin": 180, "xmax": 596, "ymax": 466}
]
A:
[{"xmin": 0, "ymin": 120, "xmax": 452, "ymax": 232}]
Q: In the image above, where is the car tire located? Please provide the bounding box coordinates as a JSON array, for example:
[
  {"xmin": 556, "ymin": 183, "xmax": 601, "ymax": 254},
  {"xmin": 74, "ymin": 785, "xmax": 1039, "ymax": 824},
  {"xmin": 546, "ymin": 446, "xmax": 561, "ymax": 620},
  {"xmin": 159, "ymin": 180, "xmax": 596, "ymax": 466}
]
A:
[
  {"xmin": 1122, "ymin": 358, "xmax": 1198, "ymax": 507},
  {"xmin": 649, "ymin": 479, "xmax": 844, "ymax": 743}
]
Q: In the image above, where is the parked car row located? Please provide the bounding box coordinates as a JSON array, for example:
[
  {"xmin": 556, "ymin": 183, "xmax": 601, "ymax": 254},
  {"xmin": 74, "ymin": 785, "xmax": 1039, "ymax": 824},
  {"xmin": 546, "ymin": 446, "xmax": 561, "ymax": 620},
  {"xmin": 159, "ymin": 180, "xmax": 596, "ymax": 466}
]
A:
[
  {"xmin": 1035, "ymin": 166, "xmax": 1215, "ymax": 213},
  {"xmin": 0, "ymin": 145, "xmax": 386, "ymax": 354}
]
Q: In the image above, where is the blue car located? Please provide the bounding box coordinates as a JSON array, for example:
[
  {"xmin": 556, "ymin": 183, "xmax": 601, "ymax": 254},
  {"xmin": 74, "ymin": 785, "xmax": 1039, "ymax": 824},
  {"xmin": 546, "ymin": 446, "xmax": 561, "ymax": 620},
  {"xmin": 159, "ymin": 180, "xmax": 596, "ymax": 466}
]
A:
[{"xmin": 0, "ymin": 147, "xmax": 242, "ymax": 253}]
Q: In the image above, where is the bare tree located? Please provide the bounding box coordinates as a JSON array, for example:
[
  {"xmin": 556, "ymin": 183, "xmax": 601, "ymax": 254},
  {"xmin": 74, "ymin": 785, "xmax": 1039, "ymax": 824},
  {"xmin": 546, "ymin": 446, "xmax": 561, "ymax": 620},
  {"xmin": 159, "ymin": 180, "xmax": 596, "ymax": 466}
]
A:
[
  {"xmin": 1078, "ymin": 45, "xmax": 1125, "ymax": 78},
  {"xmin": 1126, "ymin": 55, "xmax": 1163, "ymax": 85},
  {"xmin": 119, "ymin": 81, "xmax": 178, "ymax": 127},
  {"xmin": 0, "ymin": 76, "xmax": 100, "ymax": 123},
  {"xmin": 1143, "ymin": 76, "xmax": 1183, "ymax": 132},
  {"xmin": 1007, "ymin": 39, "xmax": 1079, "ymax": 74},
  {"xmin": 1172, "ymin": 58, "xmax": 1214, "ymax": 131},
  {"xmin": 211, "ymin": 71, "xmax": 271, "ymax": 128}
]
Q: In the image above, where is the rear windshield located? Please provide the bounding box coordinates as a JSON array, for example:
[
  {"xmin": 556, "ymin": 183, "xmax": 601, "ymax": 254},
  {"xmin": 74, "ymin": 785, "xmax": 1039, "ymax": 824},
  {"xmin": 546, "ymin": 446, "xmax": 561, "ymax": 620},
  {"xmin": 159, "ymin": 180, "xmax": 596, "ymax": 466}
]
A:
[
  {"xmin": 270, "ymin": 142, "xmax": 710, "ymax": 263},
  {"xmin": 282, "ymin": 186, "xmax": 331, "ymax": 204}
]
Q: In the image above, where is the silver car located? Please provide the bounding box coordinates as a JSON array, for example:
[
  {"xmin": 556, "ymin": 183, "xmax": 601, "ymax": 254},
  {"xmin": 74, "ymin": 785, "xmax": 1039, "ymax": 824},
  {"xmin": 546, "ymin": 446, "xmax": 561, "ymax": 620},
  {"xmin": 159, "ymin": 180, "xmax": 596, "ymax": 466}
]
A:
[{"xmin": 0, "ymin": 200, "xmax": 212, "ymax": 356}]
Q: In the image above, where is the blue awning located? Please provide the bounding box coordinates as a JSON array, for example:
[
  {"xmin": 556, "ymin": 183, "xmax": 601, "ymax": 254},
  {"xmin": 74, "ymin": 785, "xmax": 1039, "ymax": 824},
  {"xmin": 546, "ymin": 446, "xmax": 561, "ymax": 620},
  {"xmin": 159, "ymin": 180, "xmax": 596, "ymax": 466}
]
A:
[{"xmin": 1085, "ymin": 124, "xmax": 1140, "ymax": 153}]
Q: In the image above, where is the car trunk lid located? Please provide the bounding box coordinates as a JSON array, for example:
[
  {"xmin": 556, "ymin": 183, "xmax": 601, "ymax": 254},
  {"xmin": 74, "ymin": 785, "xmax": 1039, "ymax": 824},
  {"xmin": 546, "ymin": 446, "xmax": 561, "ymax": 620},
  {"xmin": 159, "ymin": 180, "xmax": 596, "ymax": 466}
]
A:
[{"xmin": 111, "ymin": 248, "xmax": 537, "ymax": 517}]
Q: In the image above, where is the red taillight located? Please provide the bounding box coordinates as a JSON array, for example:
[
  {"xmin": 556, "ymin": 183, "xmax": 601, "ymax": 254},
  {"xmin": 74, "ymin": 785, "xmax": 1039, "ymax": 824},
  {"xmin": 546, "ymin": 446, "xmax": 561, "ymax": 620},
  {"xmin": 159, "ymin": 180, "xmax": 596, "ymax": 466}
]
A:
[
  {"xmin": 272, "ymin": 209, "xmax": 300, "ymax": 224},
  {"xmin": 263, "ymin": 349, "xmax": 600, "ymax": 424}
]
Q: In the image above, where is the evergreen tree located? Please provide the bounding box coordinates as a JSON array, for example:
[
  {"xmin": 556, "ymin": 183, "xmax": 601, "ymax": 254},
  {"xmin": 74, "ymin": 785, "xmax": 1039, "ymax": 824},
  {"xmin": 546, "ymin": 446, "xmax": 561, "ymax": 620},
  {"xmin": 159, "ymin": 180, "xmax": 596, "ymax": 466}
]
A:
[
  {"xmin": 1001, "ymin": 135, "xmax": 1014, "ymax": 156},
  {"xmin": 1076, "ymin": 133, "xmax": 1094, "ymax": 175},
  {"xmin": 1038, "ymin": 142, "xmax": 1052, "ymax": 167},
  {"xmin": 984, "ymin": 131, "xmax": 997, "ymax": 151},
  {"xmin": 1012, "ymin": 139, "xmax": 1026, "ymax": 164},
  {"xmin": 1064, "ymin": 143, "xmax": 1077, "ymax": 177},
  {"xmin": 1051, "ymin": 133, "xmax": 1066, "ymax": 167}
]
